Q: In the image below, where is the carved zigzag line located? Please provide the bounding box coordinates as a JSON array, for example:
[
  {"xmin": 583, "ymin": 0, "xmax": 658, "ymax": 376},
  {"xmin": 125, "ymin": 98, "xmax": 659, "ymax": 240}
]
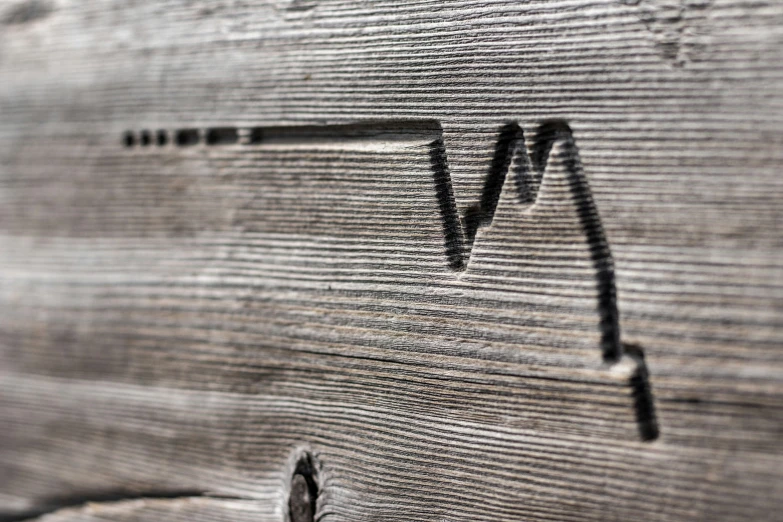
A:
[
  {"xmin": 122, "ymin": 120, "xmax": 659, "ymax": 441},
  {"xmin": 429, "ymin": 120, "xmax": 658, "ymax": 440}
]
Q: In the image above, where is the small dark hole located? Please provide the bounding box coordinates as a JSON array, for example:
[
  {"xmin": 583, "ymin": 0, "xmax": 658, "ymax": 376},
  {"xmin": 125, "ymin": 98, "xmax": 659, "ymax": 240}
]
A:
[
  {"xmin": 176, "ymin": 129, "xmax": 200, "ymax": 147},
  {"xmin": 140, "ymin": 130, "xmax": 152, "ymax": 146},
  {"xmin": 156, "ymin": 129, "xmax": 168, "ymax": 146},
  {"xmin": 289, "ymin": 453, "xmax": 318, "ymax": 522},
  {"xmin": 206, "ymin": 127, "xmax": 238, "ymax": 145},
  {"xmin": 249, "ymin": 127, "xmax": 264, "ymax": 144},
  {"xmin": 123, "ymin": 131, "xmax": 136, "ymax": 148}
]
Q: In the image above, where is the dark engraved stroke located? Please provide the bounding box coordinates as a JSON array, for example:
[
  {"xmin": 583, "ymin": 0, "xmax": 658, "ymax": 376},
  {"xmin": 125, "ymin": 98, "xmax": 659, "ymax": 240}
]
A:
[
  {"xmin": 429, "ymin": 121, "xmax": 620, "ymax": 360},
  {"xmin": 429, "ymin": 120, "xmax": 657, "ymax": 440},
  {"xmin": 122, "ymin": 120, "xmax": 659, "ymax": 441}
]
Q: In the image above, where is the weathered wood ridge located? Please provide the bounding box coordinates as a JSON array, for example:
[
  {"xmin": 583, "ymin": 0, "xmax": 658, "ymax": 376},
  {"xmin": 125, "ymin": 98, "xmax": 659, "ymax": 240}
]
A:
[{"xmin": 1, "ymin": 0, "xmax": 782, "ymax": 520}]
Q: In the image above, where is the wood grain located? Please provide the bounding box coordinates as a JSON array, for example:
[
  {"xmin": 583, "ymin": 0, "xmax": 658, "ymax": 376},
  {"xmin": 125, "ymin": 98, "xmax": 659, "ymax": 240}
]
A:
[{"xmin": 1, "ymin": 0, "xmax": 782, "ymax": 520}]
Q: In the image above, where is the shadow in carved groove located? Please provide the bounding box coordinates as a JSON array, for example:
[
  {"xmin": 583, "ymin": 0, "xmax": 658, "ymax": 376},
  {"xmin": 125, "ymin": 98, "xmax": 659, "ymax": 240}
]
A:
[
  {"xmin": 429, "ymin": 122, "xmax": 526, "ymax": 272},
  {"xmin": 122, "ymin": 120, "xmax": 659, "ymax": 441},
  {"xmin": 429, "ymin": 120, "xmax": 659, "ymax": 441},
  {"xmin": 429, "ymin": 122, "xmax": 620, "ymax": 356}
]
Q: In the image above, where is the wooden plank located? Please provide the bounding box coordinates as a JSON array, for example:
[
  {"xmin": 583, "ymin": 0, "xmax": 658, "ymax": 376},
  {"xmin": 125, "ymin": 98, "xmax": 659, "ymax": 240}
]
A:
[
  {"xmin": 5, "ymin": 498, "xmax": 275, "ymax": 522},
  {"xmin": 1, "ymin": 0, "xmax": 782, "ymax": 520}
]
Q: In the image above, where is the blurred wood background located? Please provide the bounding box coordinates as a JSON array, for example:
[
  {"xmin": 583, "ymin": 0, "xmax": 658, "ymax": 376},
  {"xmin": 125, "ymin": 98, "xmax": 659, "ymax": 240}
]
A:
[{"xmin": 1, "ymin": 0, "xmax": 782, "ymax": 520}]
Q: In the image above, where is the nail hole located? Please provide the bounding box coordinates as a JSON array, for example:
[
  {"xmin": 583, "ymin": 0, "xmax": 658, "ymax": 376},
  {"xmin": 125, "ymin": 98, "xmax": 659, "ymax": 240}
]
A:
[
  {"xmin": 289, "ymin": 452, "xmax": 318, "ymax": 522},
  {"xmin": 156, "ymin": 129, "xmax": 168, "ymax": 146},
  {"xmin": 175, "ymin": 129, "xmax": 200, "ymax": 147},
  {"xmin": 206, "ymin": 127, "xmax": 238, "ymax": 145},
  {"xmin": 123, "ymin": 131, "xmax": 135, "ymax": 148}
]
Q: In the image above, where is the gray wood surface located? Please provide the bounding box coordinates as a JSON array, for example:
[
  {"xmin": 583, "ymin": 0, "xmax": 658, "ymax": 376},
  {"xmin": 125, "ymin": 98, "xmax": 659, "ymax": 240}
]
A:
[{"xmin": 1, "ymin": 0, "xmax": 782, "ymax": 520}]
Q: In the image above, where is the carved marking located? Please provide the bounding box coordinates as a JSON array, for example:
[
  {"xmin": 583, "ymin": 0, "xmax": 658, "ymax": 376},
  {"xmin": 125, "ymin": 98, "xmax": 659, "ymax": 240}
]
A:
[
  {"xmin": 175, "ymin": 128, "xmax": 200, "ymax": 147},
  {"xmin": 121, "ymin": 121, "xmax": 659, "ymax": 441},
  {"xmin": 206, "ymin": 127, "xmax": 238, "ymax": 145},
  {"xmin": 429, "ymin": 122, "xmax": 525, "ymax": 271}
]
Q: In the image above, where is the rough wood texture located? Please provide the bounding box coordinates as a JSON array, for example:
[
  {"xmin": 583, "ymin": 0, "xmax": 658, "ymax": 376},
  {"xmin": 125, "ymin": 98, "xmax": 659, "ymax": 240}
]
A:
[{"xmin": 1, "ymin": 0, "xmax": 782, "ymax": 520}]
